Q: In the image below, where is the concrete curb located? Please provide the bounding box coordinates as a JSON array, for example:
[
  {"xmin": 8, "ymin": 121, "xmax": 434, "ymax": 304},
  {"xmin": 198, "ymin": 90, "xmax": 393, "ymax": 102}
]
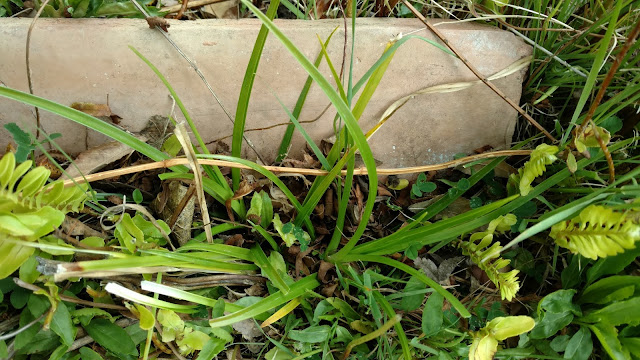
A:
[{"xmin": 0, "ymin": 18, "xmax": 531, "ymax": 168}]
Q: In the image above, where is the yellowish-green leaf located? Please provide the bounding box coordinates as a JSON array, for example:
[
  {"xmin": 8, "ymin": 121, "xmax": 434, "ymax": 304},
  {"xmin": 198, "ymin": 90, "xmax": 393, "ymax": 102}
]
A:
[
  {"xmin": 134, "ymin": 304, "xmax": 155, "ymax": 330},
  {"xmin": 469, "ymin": 331, "xmax": 498, "ymax": 360},
  {"xmin": 486, "ymin": 316, "xmax": 535, "ymax": 340},
  {"xmin": 550, "ymin": 205, "xmax": 640, "ymax": 260},
  {"xmin": 519, "ymin": 144, "xmax": 558, "ymax": 196},
  {"xmin": 575, "ymin": 124, "xmax": 611, "ymax": 153},
  {"xmin": 567, "ymin": 152, "xmax": 577, "ymax": 173}
]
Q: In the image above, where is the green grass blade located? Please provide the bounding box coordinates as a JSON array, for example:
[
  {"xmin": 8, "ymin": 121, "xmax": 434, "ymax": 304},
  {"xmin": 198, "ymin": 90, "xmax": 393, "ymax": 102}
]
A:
[
  {"xmin": 173, "ymin": 243, "xmax": 253, "ymax": 261},
  {"xmin": 559, "ymin": 1, "xmax": 622, "ymax": 145},
  {"xmin": 346, "ymin": 255, "xmax": 470, "ymax": 318},
  {"xmin": 278, "ymin": 0, "xmax": 306, "ymax": 19},
  {"xmin": 250, "ymin": 246, "xmax": 291, "ymax": 294},
  {"xmin": 232, "ymin": 0, "xmax": 280, "ymax": 190},
  {"xmin": 372, "ymin": 291, "xmax": 412, "ymax": 360},
  {"xmin": 316, "ymin": 34, "xmax": 347, "ymax": 102},
  {"xmin": 195, "ymin": 154, "xmax": 314, "ymax": 236},
  {"xmin": 351, "ymin": 195, "xmax": 519, "ymax": 256},
  {"xmin": 0, "ymin": 87, "xmax": 168, "ymax": 162},
  {"xmin": 140, "ymin": 281, "xmax": 269, "ymax": 321},
  {"xmin": 240, "ymin": 0, "xmax": 378, "ymax": 256},
  {"xmin": 208, "ymin": 275, "xmax": 320, "ymax": 328},
  {"xmin": 276, "ymin": 27, "xmax": 339, "ymax": 163},
  {"xmin": 326, "ymin": 155, "xmax": 355, "ymax": 255},
  {"xmin": 271, "ymin": 91, "xmax": 330, "ymax": 170},
  {"xmin": 352, "ymin": 35, "xmax": 454, "ymax": 95},
  {"xmin": 105, "ymin": 282, "xmax": 196, "ymax": 313},
  {"xmin": 250, "ymin": 221, "xmax": 279, "ymax": 251}
]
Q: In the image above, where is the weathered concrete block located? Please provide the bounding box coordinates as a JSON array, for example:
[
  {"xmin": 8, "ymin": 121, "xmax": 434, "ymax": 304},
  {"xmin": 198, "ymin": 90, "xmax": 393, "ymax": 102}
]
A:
[{"xmin": 0, "ymin": 18, "xmax": 531, "ymax": 168}]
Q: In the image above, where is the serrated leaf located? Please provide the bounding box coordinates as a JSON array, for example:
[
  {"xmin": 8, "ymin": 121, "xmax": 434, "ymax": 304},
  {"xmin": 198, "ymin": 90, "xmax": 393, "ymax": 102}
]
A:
[
  {"xmin": 550, "ymin": 205, "xmax": 640, "ymax": 260},
  {"xmin": 4, "ymin": 123, "xmax": 34, "ymax": 162},
  {"xmin": 519, "ymin": 144, "xmax": 558, "ymax": 196}
]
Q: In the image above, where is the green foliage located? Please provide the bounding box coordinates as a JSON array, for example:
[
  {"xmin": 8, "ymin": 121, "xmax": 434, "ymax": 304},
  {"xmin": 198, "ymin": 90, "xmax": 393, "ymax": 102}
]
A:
[
  {"xmin": 157, "ymin": 309, "xmax": 213, "ymax": 355},
  {"xmin": 114, "ymin": 213, "xmax": 170, "ymax": 254},
  {"xmin": 273, "ymin": 214, "xmax": 311, "ymax": 250},
  {"xmin": 550, "ymin": 205, "xmax": 640, "ymax": 260},
  {"xmin": 411, "ymin": 173, "xmax": 437, "ymax": 197},
  {"xmin": 246, "ymin": 190, "xmax": 273, "ymax": 228},
  {"xmin": 21, "ymin": 0, "xmax": 167, "ymax": 18},
  {"xmin": 575, "ymin": 124, "xmax": 611, "ymax": 153},
  {"xmin": 84, "ymin": 318, "xmax": 138, "ymax": 357},
  {"xmin": 458, "ymin": 214, "xmax": 521, "ymax": 301},
  {"xmin": 0, "ymin": 152, "xmax": 88, "ymax": 279}
]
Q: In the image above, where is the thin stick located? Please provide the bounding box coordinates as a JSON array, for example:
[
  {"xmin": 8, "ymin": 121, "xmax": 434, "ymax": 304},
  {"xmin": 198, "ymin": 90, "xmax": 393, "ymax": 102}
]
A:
[
  {"xmin": 401, "ymin": 0, "xmax": 556, "ymax": 142},
  {"xmin": 576, "ymin": 20, "xmax": 640, "ymax": 134},
  {"xmin": 63, "ymin": 149, "xmax": 531, "ymax": 187},
  {"xmin": 161, "ymin": 0, "xmax": 230, "ymax": 13},
  {"xmin": 175, "ymin": 122, "xmax": 214, "ymax": 243},
  {"xmin": 573, "ymin": 20, "xmax": 640, "ymax": 183},
  {"xmin": 26, "ymin": 0, "xmax": 51, "ymax": 141},
  {"xmin": 128, "ymin": 0, "xmax": 265, "ymax": 164},
  {"xmin": 13, "ymin": 278, "xmax": 128, "ymax": 311}
]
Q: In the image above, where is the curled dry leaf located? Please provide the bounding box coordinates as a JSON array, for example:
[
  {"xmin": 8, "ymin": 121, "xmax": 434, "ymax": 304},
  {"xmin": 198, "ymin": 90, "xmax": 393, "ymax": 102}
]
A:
[
  {"xmin": 62, "ymin": 216, "xmax": 104, "ymax": 237},
  {"xmin": 70, "ymin": 102, "xmax": 121, "ymax": 122},
  {"xmin": 151, "ymin": 181, "xmax": 195, "ymax": 246},
  {"xmin": 64, "ymin": 134, "xmax": 148, "ymax": 178},
  {"xmin": 146, "ymin": 16, "xmax": 171, "ymax": 32}
]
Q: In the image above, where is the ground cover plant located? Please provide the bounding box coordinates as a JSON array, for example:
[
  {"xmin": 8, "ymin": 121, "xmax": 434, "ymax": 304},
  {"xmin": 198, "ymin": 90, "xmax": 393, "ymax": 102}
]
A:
[{"xmin": 1, "ymin": 0, "xmax": 640, "ymax": 359}]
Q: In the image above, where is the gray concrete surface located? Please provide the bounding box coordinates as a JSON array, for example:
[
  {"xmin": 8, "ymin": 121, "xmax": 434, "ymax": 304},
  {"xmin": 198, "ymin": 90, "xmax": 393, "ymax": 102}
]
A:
[{"xmin": 0, "ymin": 18, "xmax": 531, "ymax": 168}]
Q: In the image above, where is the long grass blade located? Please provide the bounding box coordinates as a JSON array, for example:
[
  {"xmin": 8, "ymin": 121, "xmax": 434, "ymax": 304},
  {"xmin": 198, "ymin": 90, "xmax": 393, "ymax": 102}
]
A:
[
  {"xmin": 240, "ymin": 0, "xmax": 378, "ymax": 256},
  {"xmin": 232, "ymin": 0, "xmax": 281, "ymax": 190}
]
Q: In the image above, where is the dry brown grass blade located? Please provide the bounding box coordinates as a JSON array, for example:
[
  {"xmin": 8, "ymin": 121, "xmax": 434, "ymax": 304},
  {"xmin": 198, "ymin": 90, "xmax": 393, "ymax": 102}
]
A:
[
  {"xmin": 62, "ymin": 149, "xmax": 532, "ymax": 187},
  {"xmin": 400, "ymin": 0, "xmax": 556, "ymax": 143},
  {"xmin": 174, "ymin": 122, "xmax": 214, "ymax": 244}
]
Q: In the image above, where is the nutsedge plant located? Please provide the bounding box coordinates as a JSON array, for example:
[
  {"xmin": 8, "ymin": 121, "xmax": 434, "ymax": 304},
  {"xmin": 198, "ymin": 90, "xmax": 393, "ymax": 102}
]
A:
[{"xmin": 0, "ymin": 0, "xmax": 639, "ymax": 359}]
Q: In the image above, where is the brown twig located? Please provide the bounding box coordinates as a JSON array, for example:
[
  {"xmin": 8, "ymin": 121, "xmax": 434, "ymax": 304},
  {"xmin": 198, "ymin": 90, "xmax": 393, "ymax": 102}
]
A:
[
  {"xmin": 26, "ymin": 0, "xmax": 51, "ymax": 141},
  {"xmin": 13, "ymin": 278, "xmax": 128, "ymax": 311},
  {"xmin": 401, "ymin": 0, "xmax": 556, "ymax": 142},
  {"xmin": 576, "ymin": 20, "xmax": 640, "ymax": 134},
  {"xmin": 174, "ymin": 0, "xmax": 189, "ymax": 19},
  {"xmin": 63, "ymin": 149, "xmax": 531, "ymax": 187},
  {"xmin": 161, "ymin": 0, "xmax": 230, "ymax": 14}
]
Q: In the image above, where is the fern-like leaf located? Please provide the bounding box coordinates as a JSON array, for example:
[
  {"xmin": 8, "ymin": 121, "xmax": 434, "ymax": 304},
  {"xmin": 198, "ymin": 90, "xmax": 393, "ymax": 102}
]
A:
[
  {"xmin": 0, "ymin": 152, "xmax": 88, "ymax": 213},
  {"xmin": 459, "ymin": 214, "xmax": 520, "ymax": 301},
  {"xmin": 519, "ymin": 144, "xmax": 558, "ymax": 196},
  {"xmin": 0, "ymin": 152, "xmax": 89, "ymax": 279},
  {"xmin": 550, "ymin": 205, "xmax": 640, "ymax": 260}
]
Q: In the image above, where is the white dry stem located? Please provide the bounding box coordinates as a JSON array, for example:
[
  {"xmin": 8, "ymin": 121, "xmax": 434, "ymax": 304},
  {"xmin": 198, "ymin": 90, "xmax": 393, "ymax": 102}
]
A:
[{"xmin": 174, "ymin": 122, "xmax": 214, "ymax": 243}]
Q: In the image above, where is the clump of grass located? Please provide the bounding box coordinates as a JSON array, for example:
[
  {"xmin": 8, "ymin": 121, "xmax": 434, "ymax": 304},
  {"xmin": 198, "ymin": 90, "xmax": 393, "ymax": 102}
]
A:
[{"xmin": 0, "ymin": 1, "xmax": 639, "ymax": 359}]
